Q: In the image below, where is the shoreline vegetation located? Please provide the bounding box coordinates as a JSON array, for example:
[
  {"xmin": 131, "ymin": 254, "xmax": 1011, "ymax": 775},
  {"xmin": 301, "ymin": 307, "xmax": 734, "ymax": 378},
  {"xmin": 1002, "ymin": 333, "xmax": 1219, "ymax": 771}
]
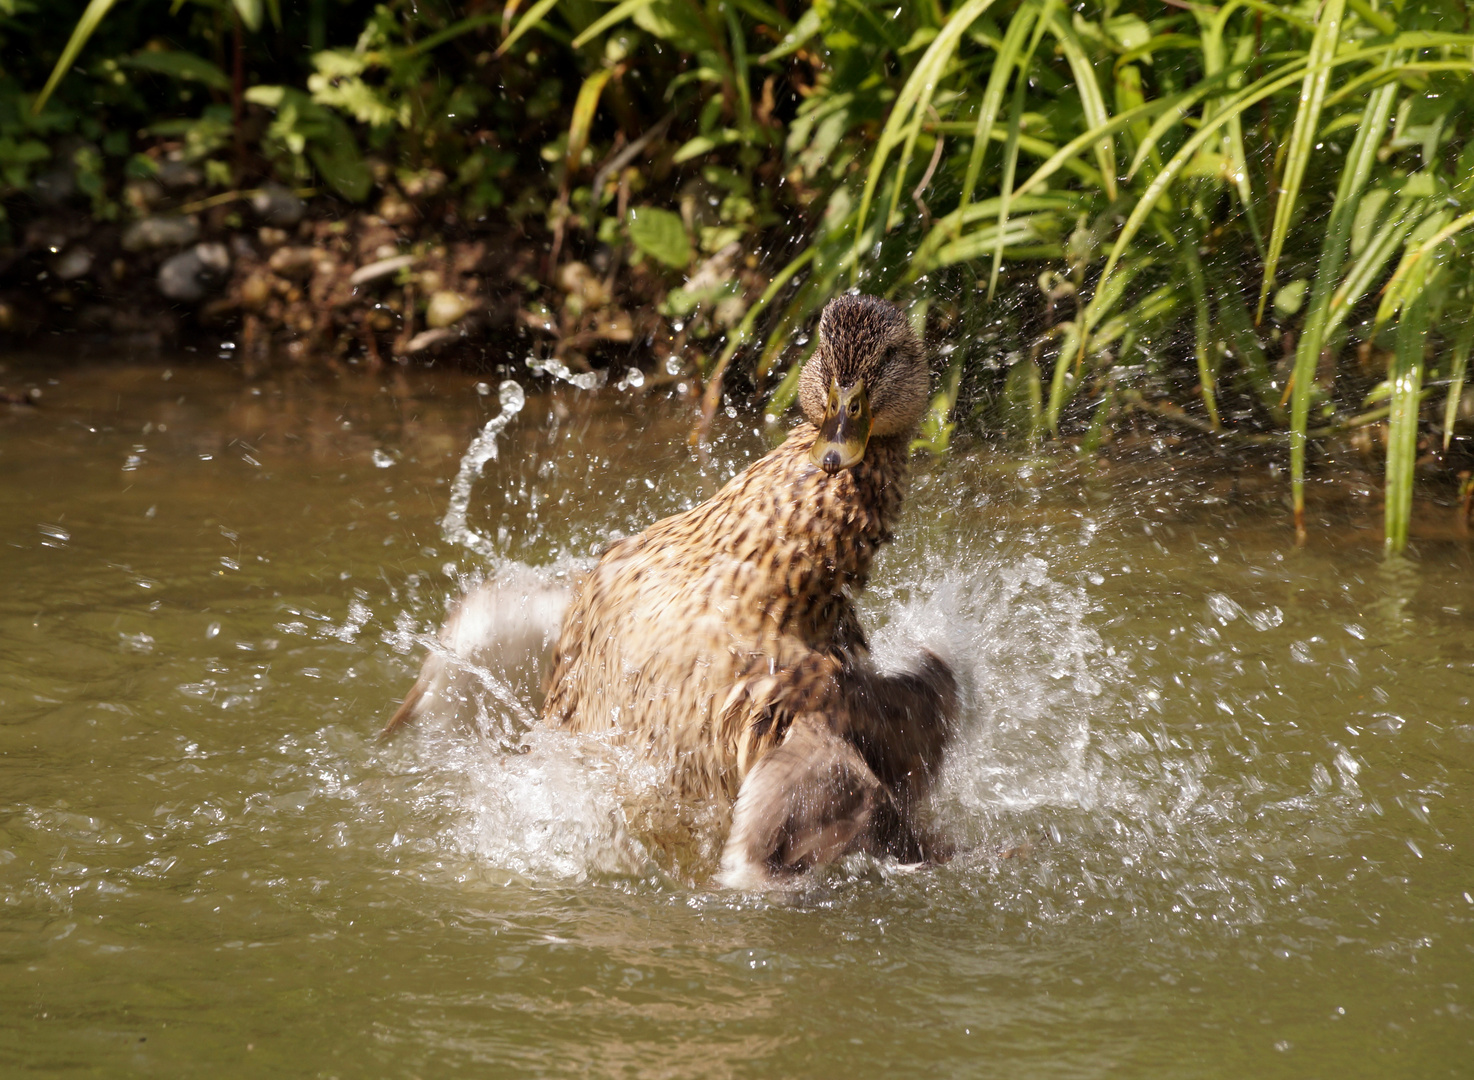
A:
[{"xmin": 2, "ymin": 0, "xmax": 1473, "ymax": 547}]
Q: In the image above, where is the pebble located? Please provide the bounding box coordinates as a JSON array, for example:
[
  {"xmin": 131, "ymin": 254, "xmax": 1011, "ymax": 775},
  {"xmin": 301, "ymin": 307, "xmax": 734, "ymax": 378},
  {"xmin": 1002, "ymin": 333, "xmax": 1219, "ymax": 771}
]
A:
[
  {"xmin": 425, "ymin": 290, "xmax": 472, "ymax": 329},
  {"xmin": 268, "ymin": 246, "xmax": 319, "ymax": 280},
  {"xmin": 349, "ymin": 253, "xmax": 415, "ymax": 287},
  {"xmin": 403, "ymin": 327, "xmax": 459, "ymax": 354},
  {"xmin": 122, "ymin": 215, "xmax": 199, "ymax": 252},
  {"xmin": 155, "ymin": 160, "xmax": 202, "ymax": 189},
  {"xmin": 52, "ymin": 247, "xmax": 93, "ymax": 281},
  {"xmin": 157, "ymin": 242, "xmax": 230, "ymax": 302},
  {"xmin": 251, "ymin": 183, "xmax": 305, "ymax": 227}
]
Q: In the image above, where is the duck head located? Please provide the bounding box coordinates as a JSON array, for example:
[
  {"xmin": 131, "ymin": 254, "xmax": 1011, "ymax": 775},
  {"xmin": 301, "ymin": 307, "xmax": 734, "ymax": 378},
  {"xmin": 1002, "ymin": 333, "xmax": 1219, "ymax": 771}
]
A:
[{"xmin": 798, "ymin": 294, "xmax": 929, "ymax": 475}]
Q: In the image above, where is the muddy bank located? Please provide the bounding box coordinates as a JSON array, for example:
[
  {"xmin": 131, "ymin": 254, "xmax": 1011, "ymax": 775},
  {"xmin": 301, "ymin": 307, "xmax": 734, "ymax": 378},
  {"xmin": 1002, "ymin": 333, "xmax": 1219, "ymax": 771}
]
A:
[{"xmin": 0, "ymin": 176, "xmax": 763, "ymax": 385}]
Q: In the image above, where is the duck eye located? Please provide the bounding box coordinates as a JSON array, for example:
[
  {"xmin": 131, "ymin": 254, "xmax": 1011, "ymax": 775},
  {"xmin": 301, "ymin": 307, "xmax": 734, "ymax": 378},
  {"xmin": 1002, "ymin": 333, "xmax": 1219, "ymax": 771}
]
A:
[{"xmin": 848, "ymin": 399, "xmax": 861, "ymax": 417}]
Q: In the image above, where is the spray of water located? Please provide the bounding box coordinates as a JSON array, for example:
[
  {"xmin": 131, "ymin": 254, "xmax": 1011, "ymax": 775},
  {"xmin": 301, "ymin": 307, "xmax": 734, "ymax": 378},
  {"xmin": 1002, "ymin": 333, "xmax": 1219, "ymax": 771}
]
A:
[
  {"xmin": 440, "ymin": 379, "xmax": 525, "ymax": 558},
  {"xmin": 398, "ymin": 392, "xmax": 1376, "ymax": 911}
]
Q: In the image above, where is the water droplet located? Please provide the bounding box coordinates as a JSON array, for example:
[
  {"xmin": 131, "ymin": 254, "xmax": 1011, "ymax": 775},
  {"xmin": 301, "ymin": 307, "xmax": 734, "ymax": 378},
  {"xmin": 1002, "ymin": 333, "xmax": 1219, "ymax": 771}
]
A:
[
  {"xmin": 372, "ymin": 449, "xmax": 395, "ymax": 468},
  {"xmin": 625, "ymin": 367, "xmax": 645, "ymax": 388},
  {"xmin": 206, "ymin": 622, "xmax": 221, "ymax": 639}
]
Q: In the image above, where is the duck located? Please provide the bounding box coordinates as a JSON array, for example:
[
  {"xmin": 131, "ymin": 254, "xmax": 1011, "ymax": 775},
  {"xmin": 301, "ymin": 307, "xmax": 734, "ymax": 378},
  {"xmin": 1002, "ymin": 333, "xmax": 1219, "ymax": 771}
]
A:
[
  {"xmin": 388, "ymin": 294, "xmax": 957, "ymax": 886},
  {"xmin": 539, "ymin": 293, "xmax": 958, "ymax": 887}
]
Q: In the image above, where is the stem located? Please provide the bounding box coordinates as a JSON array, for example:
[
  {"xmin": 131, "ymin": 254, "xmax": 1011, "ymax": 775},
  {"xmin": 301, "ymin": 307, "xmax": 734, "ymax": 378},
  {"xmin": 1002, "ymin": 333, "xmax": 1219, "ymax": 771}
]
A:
[{"xmin": 232, "ymin": 10, "xmax": 246, "ymax": 169}]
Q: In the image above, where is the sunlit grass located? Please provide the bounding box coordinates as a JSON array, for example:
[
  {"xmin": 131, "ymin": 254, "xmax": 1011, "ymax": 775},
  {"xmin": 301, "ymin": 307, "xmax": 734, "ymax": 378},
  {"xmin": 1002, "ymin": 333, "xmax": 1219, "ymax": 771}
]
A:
[{"xmin": 513, "ymin": 0, "xmax": 1474, "ymax": 551}]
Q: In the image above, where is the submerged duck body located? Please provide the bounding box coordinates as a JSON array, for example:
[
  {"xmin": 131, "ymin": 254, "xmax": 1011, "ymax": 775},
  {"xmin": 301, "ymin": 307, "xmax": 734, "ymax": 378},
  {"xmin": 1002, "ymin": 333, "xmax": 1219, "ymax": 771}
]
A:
[{"xmin": 541, "ymin": 294, "xmax": 958, "ymax": 886}]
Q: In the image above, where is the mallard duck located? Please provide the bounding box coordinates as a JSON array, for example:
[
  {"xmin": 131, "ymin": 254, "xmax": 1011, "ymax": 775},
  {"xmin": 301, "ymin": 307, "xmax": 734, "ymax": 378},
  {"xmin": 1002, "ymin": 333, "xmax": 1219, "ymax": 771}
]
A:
[{"xmin": 540, "ymin": 293, "xmax": 957, "ymax": 887}]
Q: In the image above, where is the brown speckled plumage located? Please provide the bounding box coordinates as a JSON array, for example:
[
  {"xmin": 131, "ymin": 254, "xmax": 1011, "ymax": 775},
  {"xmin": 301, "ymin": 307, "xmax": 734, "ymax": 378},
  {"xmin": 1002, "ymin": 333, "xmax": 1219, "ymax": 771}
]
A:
[{"xmin": 540, "ymin": 294, "xmax": 958, "ymax": 886}]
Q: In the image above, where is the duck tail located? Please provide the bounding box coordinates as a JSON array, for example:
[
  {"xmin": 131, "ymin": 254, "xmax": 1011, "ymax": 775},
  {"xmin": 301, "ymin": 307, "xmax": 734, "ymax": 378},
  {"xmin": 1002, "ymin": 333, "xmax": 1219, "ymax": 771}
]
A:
[{"xmin": 380, "ymin": 673, "xmax": 429, "ymax": 740}]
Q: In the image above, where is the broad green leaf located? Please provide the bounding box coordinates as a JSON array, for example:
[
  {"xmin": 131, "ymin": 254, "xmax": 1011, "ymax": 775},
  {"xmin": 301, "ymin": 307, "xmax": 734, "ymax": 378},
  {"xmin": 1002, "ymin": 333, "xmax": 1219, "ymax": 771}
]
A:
[
  {"xmin": 627, "ymin": 206, "xmax": 691, "ymax": 268},
  {"xmin": 121, "ymin": 50, "xmax": 231, "ymax": 92},
  {"xmin": 231, "ymin": 0, "xmax": 263, "ymax": 33}
]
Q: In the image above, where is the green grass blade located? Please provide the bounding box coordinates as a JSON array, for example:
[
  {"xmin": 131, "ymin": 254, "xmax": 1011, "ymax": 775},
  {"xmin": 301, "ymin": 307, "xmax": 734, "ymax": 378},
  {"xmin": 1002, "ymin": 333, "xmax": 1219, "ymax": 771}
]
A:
[
  {"xmin": 409, "ymin": 12, "xmax": 501, "ymax": 54},
  {"xmin": 1044, "ymin": 258, "xmax": 1154, "ymax": 433},
  {"xmin": 758, "ymin": 5, "xmax": 820, "ymax": 62},
  {"xmin": 912, "ymin": 348, "xmax": 965, "ymax": 454},
  {"xmin": 711, "ymin": 246, "xmax": 816, "ymax": 379},
  {"xmin": 1256, "ymin": 0, "xmax": 1348, "ymax": 323},
  {"xmin": 1347, "ymin": 0, "xmax": 1397, "ymax": 35},
  {"xmin": 910, "ymin": 191, "xmax": 1077, "ymax": 273},
  {"xmin": 852, "ymin": 0, "xmax": 1004, "ymax": 268},
  {"xmin": 1011, "ymin": 96, "xmax": 1171, "ymax": 200},
  {"xmin": 1184, "ymin": 242, "xmax": 1220, "ymax": 429},
  {"xmin": 1233, "ymin": 0, "xmax": 1317, "ymax": 34},
  {"xmin": 32, "ymin": 0, "xmax": 122, "ymax": 114},
  {"xmin": 1069, "ymin": 35, "xmax": 1431, "ymax": 366},
  {"xmin": 572, "ymin": 0, "xmax": 654, "ymax": 48},
  {"xmin": 1287, "ymin": 68, "xmax": 1398, "ymax": 534},
  {"xmin": 1077, "ymin": 57, "xmax": 1318, "ymax": 364},
  {"xmin": 499, "ymin": 0, "xmax": 563, "ymax": 55},
  {"xmin": 955, "ymin": 1, "xmax": 1037, "ymax": 237},
  {"xmin": 1198, "ymin": 12, "xmax": 1262, "ymax": 251},
  {"xmin": 1046, "ymin": 8, "xmax": 1115, "ymax": 200},
  {"xmin": 726, "ymin": 3, "xmax": 753, "ymax": 130},
  {"xmin": 883, "ymin": 0, "xmax": 1004, "ymax": 233},
  {"xmin": 933, "ymin": 216, "xmax": 1050, "ymax": 267},
  {"xmin": 564, "ymin": 68, "xmax": 612, "ymax": 174},
  {"xmin": 1214, "ymin": 282, "xmax": 1281, "ymax": 420},
  {"xmin": 1324, "ymin": 59, "xmax": 1474, "ymax": 109},
  {"xmin": 1385, "ymin": 282, "xmax": 1435, "ymax": 553},
  {"xmin": 985, "ymin": 2, "xmax": 1056, "ymax": 300},
  {"xmin": 728, "ymin": 0, "xmax": 791, "ymax": 34},
  {"xmin": 1325, "ymin": 196, "xmax": 1422, "ymax": 337},
  {"xmin": 1124, "ymin": 69, "xmax": 1233, "ymax": 181},
  {"xmin": 987, "ymin": 64, "xmax": 1032, "ymax": 301},
  {"xmin": 232, "ymin": 0, "xmax": 263, "ymax": 33},
  {"xmin": 1376, "ymin": 209, "xmax": 1474, "ymax": 328},
  {"xmin": 1445, "ymin": 316, "xmax": 1474, "ymax": 453}
]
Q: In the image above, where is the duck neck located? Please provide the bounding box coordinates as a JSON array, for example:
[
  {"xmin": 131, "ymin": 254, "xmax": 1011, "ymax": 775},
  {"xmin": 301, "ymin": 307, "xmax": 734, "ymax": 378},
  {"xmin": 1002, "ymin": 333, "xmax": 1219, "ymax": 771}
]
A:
[{"xmin": 799, "ymin": 422, "xmax": 914, "ymax": 584}]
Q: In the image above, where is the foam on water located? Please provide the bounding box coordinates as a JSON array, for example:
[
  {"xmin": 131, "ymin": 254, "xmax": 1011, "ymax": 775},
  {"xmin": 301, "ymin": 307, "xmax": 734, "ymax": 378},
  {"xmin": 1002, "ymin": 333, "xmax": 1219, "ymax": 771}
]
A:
[{"xmin": 373, "ymin": 403, "xmax": 1381, "ymax": 915}]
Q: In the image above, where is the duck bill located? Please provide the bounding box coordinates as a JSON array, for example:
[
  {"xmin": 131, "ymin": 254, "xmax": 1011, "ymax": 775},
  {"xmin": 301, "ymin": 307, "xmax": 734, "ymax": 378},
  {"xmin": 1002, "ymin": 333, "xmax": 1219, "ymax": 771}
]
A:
[{"xmin": 810, "ymin": 380, "xmax": 871, "ymax": 475}]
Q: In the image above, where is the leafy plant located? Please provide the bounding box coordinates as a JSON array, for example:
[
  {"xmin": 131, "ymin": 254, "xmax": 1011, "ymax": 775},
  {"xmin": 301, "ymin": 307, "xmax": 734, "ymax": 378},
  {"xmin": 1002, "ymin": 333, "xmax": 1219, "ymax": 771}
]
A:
[{"xmin": 515, "ymin": 0, "xmax": 1474, "ymax": 552}]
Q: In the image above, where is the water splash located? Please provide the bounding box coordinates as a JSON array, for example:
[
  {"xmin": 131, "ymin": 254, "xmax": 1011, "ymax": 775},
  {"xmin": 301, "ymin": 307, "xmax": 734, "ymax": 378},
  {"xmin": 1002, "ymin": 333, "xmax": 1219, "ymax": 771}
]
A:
[
  {"xmin": 440, "ymin": 379, "xmax": 525, "ymax": 557},
  {"xmin": 526, "ymin": 353, "xmax": 608, "ymax": 390}
]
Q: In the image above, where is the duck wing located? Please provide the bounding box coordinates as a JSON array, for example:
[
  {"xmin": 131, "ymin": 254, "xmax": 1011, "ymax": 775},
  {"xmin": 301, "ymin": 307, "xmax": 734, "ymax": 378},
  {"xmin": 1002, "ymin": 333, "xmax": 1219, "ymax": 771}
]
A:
[{"xmin": 718, "ymin": 714, "xmax": 894, "ymax": 889}]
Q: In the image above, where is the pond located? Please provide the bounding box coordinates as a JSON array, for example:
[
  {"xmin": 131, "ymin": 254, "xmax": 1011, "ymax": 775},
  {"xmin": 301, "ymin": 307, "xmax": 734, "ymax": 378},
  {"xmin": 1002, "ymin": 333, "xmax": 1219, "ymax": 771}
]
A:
[{"xmin": 2, "ymin": 355, "xmax": 1472, "ymax": 1077}]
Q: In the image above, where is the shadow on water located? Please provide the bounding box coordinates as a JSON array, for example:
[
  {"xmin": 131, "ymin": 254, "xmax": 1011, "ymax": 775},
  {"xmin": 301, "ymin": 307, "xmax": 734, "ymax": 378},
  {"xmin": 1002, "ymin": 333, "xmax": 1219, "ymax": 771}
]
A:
[{"xmin": 1, "ymin": 355, "xmax": 1472, "ymax": 1077}]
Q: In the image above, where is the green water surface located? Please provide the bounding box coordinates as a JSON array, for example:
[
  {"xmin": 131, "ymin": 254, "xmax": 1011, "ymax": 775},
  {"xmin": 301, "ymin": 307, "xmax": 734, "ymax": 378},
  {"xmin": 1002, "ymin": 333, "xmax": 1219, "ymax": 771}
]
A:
[{"xmin": 1, "ymin": 358, "xmax": 1471, "ymax": 1078}]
